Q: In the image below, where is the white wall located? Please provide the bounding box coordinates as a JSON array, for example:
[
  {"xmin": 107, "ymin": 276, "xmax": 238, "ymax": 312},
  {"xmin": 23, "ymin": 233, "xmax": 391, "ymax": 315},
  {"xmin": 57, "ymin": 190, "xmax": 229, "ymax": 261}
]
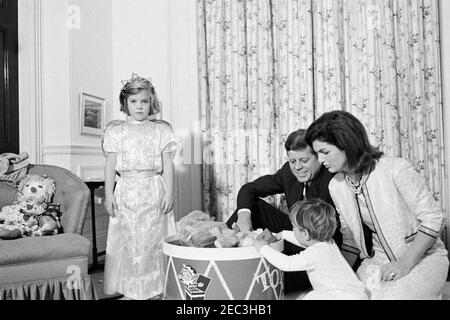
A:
[
  {"xmin": 166, "ymin": 1, "xmax": 203, "ymax": 216},
  {"xmin": 40, "ymin": 0, "xmax": 71, "ymax": 149},
  {"xmin": 70, "ymin": 0, "xmax": 114, "ymax": 142},
  {"xmin": 39, "ymin": 0, "xmax": 114, "ymax": 179},
  {"xmin": 18, "ymin": 0, "xmax": 202, "ymax": 219},
  {"xmin": 18, "ymin": 0, "xmax": 112, "ymax": 176},
  {"xmin": 110, "ymin": 0, "xmax": 202, "ymax": 217},
  {"xmin": 111, "ymin": 0, "xmax": 171, "ymax": 121},
  {"xmin": 18, "ymin": 0, "xmax": 43, "ymax": 162},
  {"xmin": 439, "ymin": 0, "xmax": 450, "ymax": 247},
  {"xmin": 68, "ymin": 0, "xmax": 114, "ymax": 179}
]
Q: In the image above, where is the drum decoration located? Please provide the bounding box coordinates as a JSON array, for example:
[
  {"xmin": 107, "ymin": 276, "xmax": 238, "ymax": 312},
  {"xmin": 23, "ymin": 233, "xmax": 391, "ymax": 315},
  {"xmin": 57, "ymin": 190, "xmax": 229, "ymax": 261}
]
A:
[{"xmin": 162, "ymin": 235, "xmax": 284, "ymax": 300}]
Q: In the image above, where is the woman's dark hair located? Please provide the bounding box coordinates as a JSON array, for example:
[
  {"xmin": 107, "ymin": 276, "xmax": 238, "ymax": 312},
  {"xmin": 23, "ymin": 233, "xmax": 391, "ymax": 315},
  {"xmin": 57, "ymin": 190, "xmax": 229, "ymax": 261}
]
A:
[
  {"xmin": 284, "ymin": 129, "xmax": 312, "ymax": 153},
  {"xmin": 305, "ymin": 110, "xmax": 383, "ymax": 173}
]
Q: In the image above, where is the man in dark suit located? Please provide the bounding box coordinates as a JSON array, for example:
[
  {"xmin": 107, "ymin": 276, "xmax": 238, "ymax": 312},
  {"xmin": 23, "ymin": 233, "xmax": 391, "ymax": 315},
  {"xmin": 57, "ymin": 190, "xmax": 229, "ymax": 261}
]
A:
[{"xmin": 226, "ymin": 129, "xmax": 342, "ymax": 293}]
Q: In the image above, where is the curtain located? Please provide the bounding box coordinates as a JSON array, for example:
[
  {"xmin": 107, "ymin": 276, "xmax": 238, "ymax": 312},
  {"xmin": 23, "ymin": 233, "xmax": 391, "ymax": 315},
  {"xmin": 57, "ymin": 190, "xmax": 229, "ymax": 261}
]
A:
[
  {"xmin": 198, "ymin": 0, "xmax": 314, "ymax": 220},
  {"xmin": 313, "ymin": 0, "xmax": 445, "ymax": 221},
  {"xmin": 198, "ymin": 0, "xmax": 445, "ymax": 224}
]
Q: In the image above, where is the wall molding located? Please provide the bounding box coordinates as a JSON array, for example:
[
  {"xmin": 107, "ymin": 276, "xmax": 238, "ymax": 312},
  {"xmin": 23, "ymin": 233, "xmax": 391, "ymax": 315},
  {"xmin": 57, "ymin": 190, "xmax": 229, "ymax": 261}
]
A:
[
  {"xmin": 77, "ymin": 164, "xmax": 104, "ymax": 181},
  {"xmin": 42, "ymin": 145, "xmax": 103, "ymax": 156},
  {"xmin": 18, "ymin": 0, "xmax": 44, "ymax": 164},
  {"xmin": 34, "ymin": 0, "xmax": 44, "ymax": 164}
]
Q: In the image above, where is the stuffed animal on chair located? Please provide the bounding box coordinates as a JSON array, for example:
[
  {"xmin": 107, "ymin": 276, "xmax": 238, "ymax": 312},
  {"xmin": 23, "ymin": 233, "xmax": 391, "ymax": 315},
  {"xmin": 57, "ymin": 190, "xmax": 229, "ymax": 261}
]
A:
[
  {"xmin": 32, "ymin": 203, "xmax": 64, "ymax": 236},
  {"xmin": 0, "ymin": 174, "xmax": 57, "ymax": 239}
]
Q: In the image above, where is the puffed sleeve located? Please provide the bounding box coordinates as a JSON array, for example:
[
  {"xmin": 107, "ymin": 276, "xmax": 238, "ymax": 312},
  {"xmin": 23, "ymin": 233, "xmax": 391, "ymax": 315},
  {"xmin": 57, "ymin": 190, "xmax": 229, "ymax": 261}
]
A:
[
  {"xmin": 393, "ymin": 158, "xmax": 444, "ymax": 238},
  {"xmin": 101, "ymin": 120, "xmax": 124, "ymax": 156},
  {"xmin": 158, "ymin": 120, "xmax": 178, "ymax": 155}
]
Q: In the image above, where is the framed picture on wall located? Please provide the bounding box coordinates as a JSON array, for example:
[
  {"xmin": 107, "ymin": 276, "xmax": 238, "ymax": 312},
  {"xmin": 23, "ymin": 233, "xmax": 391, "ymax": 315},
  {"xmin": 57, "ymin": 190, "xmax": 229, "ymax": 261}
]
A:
[{"xmin": 79, "ymin": 92, "xmax": 105, "ymax": 137}]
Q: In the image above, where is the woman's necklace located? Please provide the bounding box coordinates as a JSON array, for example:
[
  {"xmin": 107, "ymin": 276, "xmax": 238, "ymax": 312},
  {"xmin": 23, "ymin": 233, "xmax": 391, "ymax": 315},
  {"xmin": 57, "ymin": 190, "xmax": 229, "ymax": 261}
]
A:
[{"xmin": 345, "ymin": 171, "xmax": 368, "ymax": 195}]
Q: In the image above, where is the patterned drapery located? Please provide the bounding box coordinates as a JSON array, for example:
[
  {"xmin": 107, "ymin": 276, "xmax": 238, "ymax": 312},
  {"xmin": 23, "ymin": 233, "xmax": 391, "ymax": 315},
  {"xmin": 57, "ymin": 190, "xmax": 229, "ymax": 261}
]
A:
[{"xmin": 197, "ymin": 0, "xmax": 445, "ymax": 224}]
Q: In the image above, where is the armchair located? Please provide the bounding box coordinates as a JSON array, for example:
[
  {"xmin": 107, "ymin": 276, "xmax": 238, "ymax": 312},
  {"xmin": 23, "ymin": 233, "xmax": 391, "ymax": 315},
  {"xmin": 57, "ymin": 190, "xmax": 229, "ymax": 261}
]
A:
[{"xmin": 0, "ymin": 164, "xmax": 97, "ymax": 300}]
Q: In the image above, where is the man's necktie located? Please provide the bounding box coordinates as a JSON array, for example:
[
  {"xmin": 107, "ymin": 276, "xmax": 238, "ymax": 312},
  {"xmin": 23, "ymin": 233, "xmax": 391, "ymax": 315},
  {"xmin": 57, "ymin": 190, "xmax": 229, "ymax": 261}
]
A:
[{"xmin": 303, "ymin": 184, "xmax": 309, "ymax": 200}]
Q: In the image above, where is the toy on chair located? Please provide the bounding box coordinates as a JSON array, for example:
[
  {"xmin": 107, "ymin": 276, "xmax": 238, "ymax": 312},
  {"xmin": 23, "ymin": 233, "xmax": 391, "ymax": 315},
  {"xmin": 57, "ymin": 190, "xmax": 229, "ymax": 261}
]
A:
[
  {"xmin": 0, "ymin": 174, "xmax": 59, "ymax": 239},
  {"xmin": 32, "ymin": 203, "xmax": 64, "ymax": 236}
]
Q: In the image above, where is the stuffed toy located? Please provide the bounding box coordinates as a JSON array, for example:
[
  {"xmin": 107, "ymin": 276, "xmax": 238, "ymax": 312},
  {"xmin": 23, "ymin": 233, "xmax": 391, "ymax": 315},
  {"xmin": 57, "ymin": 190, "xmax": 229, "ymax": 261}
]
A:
[
  {"xmin": 0, "ymin": 174, "xmax": 60, "ymax": 239},
  {"xmin": 176, "ymin": 210, "xmax": 227, "ymax": 247},
  {"xmin": 33, "ymin": 203, "xmax": 64, "ymax": 236},
  {"xmin": 211, "ymin": 227, "xmax": 275, "ymax": 248},
  {"xmin": 210, "ymin": 226, "xmax": 240, "ymax": 248}
]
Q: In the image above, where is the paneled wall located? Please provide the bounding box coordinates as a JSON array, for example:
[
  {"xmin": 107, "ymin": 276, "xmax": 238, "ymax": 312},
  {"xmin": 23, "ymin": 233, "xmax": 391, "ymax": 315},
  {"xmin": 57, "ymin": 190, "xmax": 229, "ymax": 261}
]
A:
[
  {"xmin": 439, "ymin": 0, "xmax": 450, "ymax": 251},
  {"xmin": 17, "ymin": 0, "xmax": 202, "ymax": 256},
  {"xmin": 18, "ymin": 0, "xmax": 202, "ymax": 218}
]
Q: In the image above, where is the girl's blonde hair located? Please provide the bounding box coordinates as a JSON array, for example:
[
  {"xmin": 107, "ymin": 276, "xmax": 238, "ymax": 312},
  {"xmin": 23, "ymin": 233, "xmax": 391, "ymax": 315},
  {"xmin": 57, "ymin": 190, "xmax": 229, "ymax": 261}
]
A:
[
  {"xmin": 119, "ymin": 75, "xmax": 161, "ymax": 116},
  {"xmin": 289, "ymin": 199, "xmax": 336, "ymax": 242}
]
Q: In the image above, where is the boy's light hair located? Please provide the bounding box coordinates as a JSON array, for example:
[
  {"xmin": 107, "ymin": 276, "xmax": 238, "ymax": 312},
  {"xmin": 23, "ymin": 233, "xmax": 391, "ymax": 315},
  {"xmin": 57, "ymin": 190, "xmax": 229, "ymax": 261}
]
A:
[{"xmin": 289, "ymin": 199, "xmax": 336, "ymax": 242}]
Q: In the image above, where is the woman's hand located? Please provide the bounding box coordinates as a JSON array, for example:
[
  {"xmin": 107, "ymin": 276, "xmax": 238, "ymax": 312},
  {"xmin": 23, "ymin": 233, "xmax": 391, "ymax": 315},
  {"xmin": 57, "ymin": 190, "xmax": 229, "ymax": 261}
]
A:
[
  {"xmin": 105, "ymin": 195, "xmax": 117, "ymax": 218},
  {"xmin": 380, "ymin": 259, "xmax": 413, "ymax": 282},
  {"xmin": 161, "ymin": 192, "xmax": 174, "ymax": 215}
]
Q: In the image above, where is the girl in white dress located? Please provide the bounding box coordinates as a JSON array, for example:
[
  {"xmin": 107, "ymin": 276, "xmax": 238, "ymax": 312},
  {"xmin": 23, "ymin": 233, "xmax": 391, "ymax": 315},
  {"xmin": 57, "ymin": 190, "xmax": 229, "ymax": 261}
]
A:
[{"xmin": 102, "ymin": 74, "xmax": 177, "ymax": 300}]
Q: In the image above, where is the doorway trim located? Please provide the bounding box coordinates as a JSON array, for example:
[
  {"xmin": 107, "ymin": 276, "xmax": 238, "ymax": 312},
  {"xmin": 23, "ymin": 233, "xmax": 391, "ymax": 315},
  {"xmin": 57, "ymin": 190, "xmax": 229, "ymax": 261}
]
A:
[{"xmin": 18, "ymin": 0, "xmax": 43, "ymax": 164}]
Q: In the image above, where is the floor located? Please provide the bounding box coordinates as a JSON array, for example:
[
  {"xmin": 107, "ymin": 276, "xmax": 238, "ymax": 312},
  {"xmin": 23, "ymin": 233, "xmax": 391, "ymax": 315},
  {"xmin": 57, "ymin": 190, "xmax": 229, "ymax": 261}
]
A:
[
  {"xmin": 282, "ymin": 282, "xmax": 450, "ymax": 300},
  {"xmin": 89, "ymin": 256, "xmax": 123, "ymax": 300},
  {"xmin": 88, "ymin": 259, "xmax": 450, "ymax": 300},
  {"xmin": 439, "ymin": 282, "xmax": 450, "ymax": 299}
]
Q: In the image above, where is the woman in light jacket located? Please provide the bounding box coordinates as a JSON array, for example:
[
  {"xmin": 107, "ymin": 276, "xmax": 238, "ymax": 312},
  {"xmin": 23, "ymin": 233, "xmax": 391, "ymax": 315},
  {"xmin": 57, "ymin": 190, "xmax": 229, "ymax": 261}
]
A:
[{"xmin": 305, "ymin": 110, "xmax": 448, "ymax": 299}]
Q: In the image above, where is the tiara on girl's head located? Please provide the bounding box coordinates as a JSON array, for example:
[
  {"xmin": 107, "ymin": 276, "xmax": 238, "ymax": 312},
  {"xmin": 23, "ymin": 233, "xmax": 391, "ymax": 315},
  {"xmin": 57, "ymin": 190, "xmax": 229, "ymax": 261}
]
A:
[{"xmin": 120, "ymin": 72, "xmax": 153, "ymax": 88}]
